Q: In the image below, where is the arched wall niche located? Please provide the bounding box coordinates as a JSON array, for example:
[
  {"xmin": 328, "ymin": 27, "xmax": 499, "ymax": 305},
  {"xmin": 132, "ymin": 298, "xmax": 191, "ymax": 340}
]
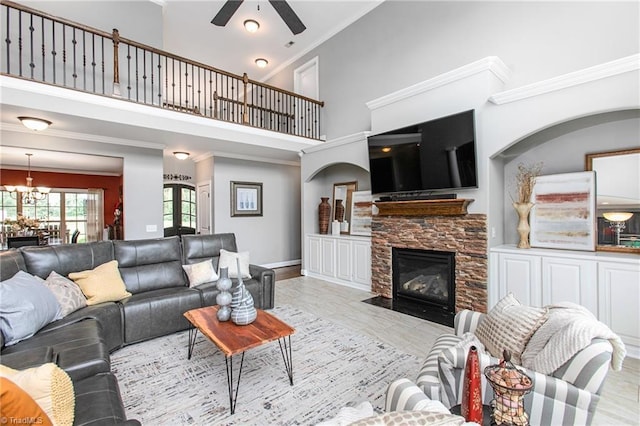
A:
[{"xmin": 492, "ymin": 109, "xmax": 640, "ymax": 246}]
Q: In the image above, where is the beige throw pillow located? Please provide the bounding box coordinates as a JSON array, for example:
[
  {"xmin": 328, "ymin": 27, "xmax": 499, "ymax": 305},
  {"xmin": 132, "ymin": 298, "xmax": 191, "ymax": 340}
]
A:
[
  {"xmin": 474, "ymin": 293, "xmax": 548, "ymax": 365},
  {"xmin": 68, "ymin": 260, "xmax": 131, "ymax": 305},
  {"xmin": 218, "ymin": 249, "xmax": 251, "ymax": 279},
  {"xmin": 182, "ymin": 260, "xmax": 219, "ymax": 287},
  {"xmin": 42, "ymin": 271, "xmax": 87, "ymax": 316},
  {"xmin": 0, "ymin": 363, "xmax": 75, "ymax": 426}
]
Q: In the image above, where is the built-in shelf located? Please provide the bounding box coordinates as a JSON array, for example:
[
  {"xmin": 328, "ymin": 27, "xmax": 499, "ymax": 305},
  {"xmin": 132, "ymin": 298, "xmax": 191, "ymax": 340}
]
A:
[{"xmin": 374, "ymin": 199, "xmax": 473, "ymax": 216}]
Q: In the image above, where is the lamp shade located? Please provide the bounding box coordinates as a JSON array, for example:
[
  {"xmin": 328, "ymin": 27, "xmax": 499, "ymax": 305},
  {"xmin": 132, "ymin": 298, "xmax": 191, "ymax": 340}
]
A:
[{"xmin": 602, "ymin": 212, "xmax": 633, "ymax": 222}]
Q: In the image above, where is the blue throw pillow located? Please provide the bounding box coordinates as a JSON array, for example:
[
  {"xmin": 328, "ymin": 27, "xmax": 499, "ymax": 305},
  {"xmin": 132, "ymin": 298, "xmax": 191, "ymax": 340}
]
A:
[{"xmin": 0, "ymin": 271, "xmax": 62, "ymax": 346}]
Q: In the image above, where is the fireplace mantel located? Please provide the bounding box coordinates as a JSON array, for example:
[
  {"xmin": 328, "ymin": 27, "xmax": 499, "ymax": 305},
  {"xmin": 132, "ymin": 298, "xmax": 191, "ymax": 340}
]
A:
[{"xmin": 374, "ymin": 199, "xmax": 473, "ymax": 216}]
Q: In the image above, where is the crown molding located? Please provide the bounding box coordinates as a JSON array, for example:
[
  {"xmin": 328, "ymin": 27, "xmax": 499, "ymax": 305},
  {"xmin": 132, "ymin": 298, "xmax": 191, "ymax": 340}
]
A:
[
  {"xmin": 195, "ymin": 150, "xmax": 300, "ymax": 167},
  {"xmin": 489, "ymin": 54, "xmax": 640, "ymax": 105},
  {"xmin": 366, "ymin": 56, "xmax": 511, "ymax": 111},
  {"xmin": 301, "ymin": 131, "xmax": 371, "ymax": 155}
]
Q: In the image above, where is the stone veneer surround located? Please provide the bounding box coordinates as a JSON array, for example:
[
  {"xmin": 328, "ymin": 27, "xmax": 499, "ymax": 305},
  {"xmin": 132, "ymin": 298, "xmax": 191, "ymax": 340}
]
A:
[{"xmin": 371, "ymin": 214, "xmax": 488, "ymax": 313}]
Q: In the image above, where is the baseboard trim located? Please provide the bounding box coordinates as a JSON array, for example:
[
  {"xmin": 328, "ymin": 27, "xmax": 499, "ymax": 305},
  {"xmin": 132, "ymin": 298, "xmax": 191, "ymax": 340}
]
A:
[{"xmin": 262, "ymin": 259, "xmax": 302, "ymax": 269}]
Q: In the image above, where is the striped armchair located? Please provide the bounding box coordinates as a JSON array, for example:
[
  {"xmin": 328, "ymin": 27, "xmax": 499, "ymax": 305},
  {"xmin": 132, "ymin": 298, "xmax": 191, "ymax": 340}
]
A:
[{"xmin": 388, "ymin": 310, "xmax": 614, "ymax": 425}]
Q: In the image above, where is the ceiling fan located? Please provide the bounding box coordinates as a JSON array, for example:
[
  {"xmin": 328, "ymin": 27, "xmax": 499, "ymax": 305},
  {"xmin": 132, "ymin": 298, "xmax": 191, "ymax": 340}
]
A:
[{"xmin": 211, "ymin": 0, "xmax": 306, "ymax": 35}]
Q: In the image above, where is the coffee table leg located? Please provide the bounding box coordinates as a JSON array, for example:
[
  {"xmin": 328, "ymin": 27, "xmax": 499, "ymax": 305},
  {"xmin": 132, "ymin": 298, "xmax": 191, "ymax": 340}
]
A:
[
  {"xmin": 187, "ymin": 327, "xmax": 198, "ymax": 360},
  {"xmin": 278, "ymin": 336, "xmax": 294, "ymax": 385},
  {"xmin": 225, "ymin": 352, "xmax": 245, "ymax": 415}
]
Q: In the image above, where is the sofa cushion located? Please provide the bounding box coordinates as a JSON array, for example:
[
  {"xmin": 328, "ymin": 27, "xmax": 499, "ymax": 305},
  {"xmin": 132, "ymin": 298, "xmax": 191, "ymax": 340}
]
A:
[
  {"xmin": 182, "ymin": 259, "xmax": 218, "ymax": 287},
  {"xmin": 20, "ymin": 242, "xmax": 114, "ymax": 279},
  {"xmin": 42, "ymin": 271, "xmax": 87, "ymax": 317},
  {"xmin": 73, "ymin": 373, "xmax": 132, "ymax": 426},
  {"xmin": 218, "ymin": 249, "xmax": 251, "ymax": 279},
  {"xmin": 475, "ymin": 293, "xmax": 548, "ymax": 365},
  {"xmin": 0, "ymin": 363, "xmax": 75, "ymax": 426},
  {"xmin": 114, "ymin": 236, "xmax": 186, "ymax": 293},
  {"xmin": 181, "ymin": 233, "xmax": 238, "ymax": 268},
  {"xmin": 0, "ymin": 249, "xmax": 27, "ymax": 282},
  {"xmin": 351, "ymin": 411, "xmax": 466, "ymax": 426},
  {"xmin": 0, "ymin": 377, "xmax": 53, "ymax": 426},
  {"xmin": 0, "ymin": 271, "xmax": 62, "ymax": 346},
  {"xmin": 69, "ymin": 260, "xmax": 132, "ymax": 305}
]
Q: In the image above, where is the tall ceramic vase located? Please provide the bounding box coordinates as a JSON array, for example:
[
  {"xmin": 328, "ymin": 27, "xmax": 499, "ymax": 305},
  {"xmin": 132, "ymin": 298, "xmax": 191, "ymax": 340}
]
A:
[
  {"xmin": 230, "ymin": 258, "xmax": 257, "ymax": 325},
  {"xmin": 318, "ymin": 197, "xmax": 331, "ymax": 234},
  {"xmin": 513, "ymin": 202, "xmax": 534, "ymax": 249},
  {"xmin": 335, "ymin": 199, "xmax": 345, "ymax": 222},
  {"xmin": 461, "ymin": 345, "xmax": 483, "ymax": 424}
]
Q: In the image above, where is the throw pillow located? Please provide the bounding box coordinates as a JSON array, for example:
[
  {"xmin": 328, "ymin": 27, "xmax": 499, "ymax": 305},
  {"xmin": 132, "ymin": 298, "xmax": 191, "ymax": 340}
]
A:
[
  {"xmin": 0, "ymin": 377, "xmax": 53, "ymax": 426},
  {"xmin": 218, "ymin": 249, "xmax": 251, "ymax": 279},
  {"xmin": 42, "ymin": 271, "xmax": 87, "ymax": 316},
  {"xmin": 0, "ymin": 363, "xmax": 74, "ymax": 426},
  {"xmin": 475, "ymin": 293, "xmax": 548, "ymax": 365},
  {"xmin": 68, "ymin": 260, "xmax": 132, "ymax": 305},
  {"xmin": 315, "ymin": 401, "xmax": 374, "ymax": 426},
  {"xmin": 182, "ymin": 260, "xmax": 219, "ymax": 287},
  {"xmin": 0, "ymin": 271, "xmax": 63, "ymax": 346}
]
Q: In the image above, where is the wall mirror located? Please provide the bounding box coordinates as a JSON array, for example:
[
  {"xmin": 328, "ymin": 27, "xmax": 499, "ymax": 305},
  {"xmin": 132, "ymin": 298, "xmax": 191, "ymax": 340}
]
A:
[
  {"xmin": 585, "ymin": 147, "xmax": 640, "ymax": 254},
  {"xmin": 333, "ymin": 181, "xmax": 358, "ymax": 234}
]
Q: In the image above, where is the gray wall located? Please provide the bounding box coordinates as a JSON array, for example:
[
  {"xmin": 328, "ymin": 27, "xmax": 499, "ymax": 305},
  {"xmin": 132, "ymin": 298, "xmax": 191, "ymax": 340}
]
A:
[
  {"xmin": 213, "ymin": 157, "xmax": 301, "ymax": 266},
  {"xmin": 268, "ymin": 1, "xmax": 639, "ymax": 141},
  {"xmin": 502, "ymin": 110, "xmax": 640, "ymax": 244}
]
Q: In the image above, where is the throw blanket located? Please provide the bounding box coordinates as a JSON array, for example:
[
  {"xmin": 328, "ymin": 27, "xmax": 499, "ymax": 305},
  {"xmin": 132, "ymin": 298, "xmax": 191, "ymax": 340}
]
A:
[{"xmin": 520, "ymin": 302, "xmax": 626, "ymax": 374}]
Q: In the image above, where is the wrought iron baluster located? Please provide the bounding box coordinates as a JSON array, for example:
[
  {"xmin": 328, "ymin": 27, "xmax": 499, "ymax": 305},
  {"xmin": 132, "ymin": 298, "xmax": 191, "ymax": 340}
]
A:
[
  {"xmin": 71, "ymin": 27, "xmax": 76, "ymax": 87},
  {"xmin": 91, "ymin": 33, "xmax": 96, "ymax": 92},
  {"xmin": 5, "ymin": 6, "xmax": 11, "ymax": 74},
  {"xmin": 142, "ymin": 48, "xmax": 147, "ymax": 103},
  {"xmin": 51, "ymin": 19, "xmax": 56, "ymax": 83},
  {"xmin": 40, "ymin": 16, "xmax": 44, "ymax": 81},
  {"xmin": 18, "ymin": 10, "xmax": 23, "ymax": 76},
  {"xmin": 134, "ymin": 46, "xmax": 139, "ymax": 102},
  {"xmin": 101, "ymin": 37, "xmax": 104, "ymax": 94},
  {"xmin": 126, "ymin": 43, "xmax": 130, "ymax": 99},
  {"xmin": 82, "ymin": 31, "xmax": 86, "ymax": 90},
  {"xmin": 62, "ymin": 23, "xmax": 66, "ymax": 85},
  {"xmin": 29, "ymin": 14, "xmax": 34, "ymax": 78}
]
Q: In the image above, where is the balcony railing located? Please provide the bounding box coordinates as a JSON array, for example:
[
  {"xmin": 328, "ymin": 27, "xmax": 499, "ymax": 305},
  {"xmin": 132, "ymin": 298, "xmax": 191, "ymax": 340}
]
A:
[{"xmin": 0, "ymin": 0, "xmax": 324, "ymax": 140}]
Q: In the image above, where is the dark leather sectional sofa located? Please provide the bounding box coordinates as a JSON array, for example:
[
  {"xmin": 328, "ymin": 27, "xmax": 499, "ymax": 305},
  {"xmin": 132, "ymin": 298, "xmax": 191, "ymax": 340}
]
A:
[{"xmin": 0, "ymin": 233, "xmax": 275, "ymax": 425}]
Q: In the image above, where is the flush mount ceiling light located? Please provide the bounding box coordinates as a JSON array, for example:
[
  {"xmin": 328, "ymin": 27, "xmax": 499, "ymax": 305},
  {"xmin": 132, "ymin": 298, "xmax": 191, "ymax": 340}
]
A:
[
  {"xmin": 244, "ymin": 19, "xmax": 260, "ymax": 33},
  {"xmin": 173, "ymin": 151, "xmax": 190, "ymax": 160},
  {"xmin": 18, "ymin": 116, "xmax": 52, "ymax": 131},
  {"xmin": 255, "ymin": 58, "xmax": 268, "ymax": 68}
]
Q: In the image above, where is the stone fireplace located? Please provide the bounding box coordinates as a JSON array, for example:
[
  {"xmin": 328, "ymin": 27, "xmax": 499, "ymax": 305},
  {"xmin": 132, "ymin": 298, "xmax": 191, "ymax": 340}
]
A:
[{"xmin": 371, "ymin": 202, "xmax": 488, "ymax": 317}]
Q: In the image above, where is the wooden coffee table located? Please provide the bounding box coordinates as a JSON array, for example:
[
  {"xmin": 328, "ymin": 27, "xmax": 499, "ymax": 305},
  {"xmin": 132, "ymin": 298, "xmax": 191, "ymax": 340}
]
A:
[{"xmin": 183, "ymin": 306, "xmax": 295, "ymax": 414}]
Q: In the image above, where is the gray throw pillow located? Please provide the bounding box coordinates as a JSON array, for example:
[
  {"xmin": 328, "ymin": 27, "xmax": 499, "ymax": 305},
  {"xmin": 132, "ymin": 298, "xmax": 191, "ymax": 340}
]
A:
[
  {"xmin": 0, "ymin": 271, "xmax": 62, "ymax": 346},
  {"xmin": 42, "ymin": 271, "xmax": 87, "ymax": 317}
]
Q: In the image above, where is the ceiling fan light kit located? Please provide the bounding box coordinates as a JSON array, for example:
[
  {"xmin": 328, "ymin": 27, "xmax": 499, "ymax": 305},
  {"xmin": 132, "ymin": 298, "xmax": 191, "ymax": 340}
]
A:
[
  {"xmin": 212, "ymin": 0, "xmax": 306, "ymax": 35},
  {"xmin": 243, "ymin": 19, "xmax": 260, "ymax": 33}
]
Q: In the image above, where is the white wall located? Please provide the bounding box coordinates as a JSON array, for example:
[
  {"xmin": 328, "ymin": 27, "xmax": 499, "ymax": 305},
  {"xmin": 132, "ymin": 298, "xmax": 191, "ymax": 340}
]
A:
[
  {"xmin": 213, "ymin": 157, "xmax": 301, "ymax": 266},
  {"xmin": 268, "ymin": 1, "xmax": 639, "ymax": 141}
]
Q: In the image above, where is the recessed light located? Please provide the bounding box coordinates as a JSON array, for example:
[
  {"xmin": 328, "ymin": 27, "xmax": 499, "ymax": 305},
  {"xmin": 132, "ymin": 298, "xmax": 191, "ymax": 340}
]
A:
[
  {"xmin": 382, "ymin": 147, "xmax": 391, "ymax": 153},
  {"xmin": 244, "ymin": 19, "xmax": 260, "ymax": 33},
  {"xmin": 255, "ymin": 58, "xmax": 268, "ymax": 68}
]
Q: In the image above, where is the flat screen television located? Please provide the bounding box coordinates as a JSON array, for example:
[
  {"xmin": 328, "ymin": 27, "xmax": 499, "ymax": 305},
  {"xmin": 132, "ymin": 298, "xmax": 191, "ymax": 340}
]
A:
[{"xmin": 367, "ymin": 109, "xmax": 477, "ymax": 196}]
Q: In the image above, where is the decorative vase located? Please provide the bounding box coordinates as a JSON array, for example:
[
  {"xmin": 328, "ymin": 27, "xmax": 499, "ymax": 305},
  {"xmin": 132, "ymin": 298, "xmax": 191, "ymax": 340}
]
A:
[
  {"xmin": 231, "ymin": 259, "xmax": 256, "ymax": 325},
  {"xmin": 335, "ymin": 199, "xmax": 345, "ymax": 222},
  {"xmin": 318, "ymin": 197, "xmax": 331, "ymax": 234},
  {"xmin": 513, "ymin": 202, "xmax": 534, "ymax": 249},
  {"xmin": 216, "ymin": 267, "xmax": 233, "ymax": 322},
  {"xmin": 461, "ymin": 346, "xmax": 483, "ymax": 424}
]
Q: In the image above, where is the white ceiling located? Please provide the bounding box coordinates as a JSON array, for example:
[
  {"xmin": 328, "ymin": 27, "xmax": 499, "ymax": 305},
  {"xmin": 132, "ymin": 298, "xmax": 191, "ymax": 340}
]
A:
[
  {"xmin": 163, "ymin": 1, "xmax": 383, "ymax": 81},
  {"xmin": 0, "ymin": 0, "xmax": 383, "ymax": 174}
]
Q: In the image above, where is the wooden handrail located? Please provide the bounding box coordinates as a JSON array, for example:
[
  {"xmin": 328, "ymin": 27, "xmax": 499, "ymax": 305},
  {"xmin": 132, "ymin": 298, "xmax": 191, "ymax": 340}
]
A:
[{"xmin": 1, "ymin": 0, "xmax": 325, "ymax": 139}]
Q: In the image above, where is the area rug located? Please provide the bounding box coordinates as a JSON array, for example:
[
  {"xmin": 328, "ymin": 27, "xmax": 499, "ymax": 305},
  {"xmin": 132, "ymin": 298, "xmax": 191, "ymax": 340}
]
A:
[{"xmin": 111, "ymin": 304, "xmax": 420, "ymax": 425}]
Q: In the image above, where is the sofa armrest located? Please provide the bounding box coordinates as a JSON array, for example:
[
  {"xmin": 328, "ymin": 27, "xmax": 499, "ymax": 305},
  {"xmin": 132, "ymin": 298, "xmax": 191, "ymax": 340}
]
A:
[
  {"xmin": 249, "ymin": 264, "xmax": 275, "ymax": 309},
  {"xmin": 453, "ymin": 309, "xmax": 485, "ymax": 336},
  {"xmin": 386, "ymin": 378, "xmax": 452, "ymax": 413}
]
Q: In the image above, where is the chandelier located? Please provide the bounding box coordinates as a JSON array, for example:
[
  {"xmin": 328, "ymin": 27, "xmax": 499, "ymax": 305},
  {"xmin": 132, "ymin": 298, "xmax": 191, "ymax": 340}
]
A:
[{"xmin": 3, "ymin": 153, "xmax": 51, "ymax": 204}]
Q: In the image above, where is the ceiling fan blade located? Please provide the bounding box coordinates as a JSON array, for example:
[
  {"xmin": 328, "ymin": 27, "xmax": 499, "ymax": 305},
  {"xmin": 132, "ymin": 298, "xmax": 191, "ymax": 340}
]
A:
[
  {"xmin": 268, "ymin": 0, "xmax": 306, "ymax": 35},
  {"xmin": 211, "ymin": 0, "xmax": 244, "ymax": 26}
]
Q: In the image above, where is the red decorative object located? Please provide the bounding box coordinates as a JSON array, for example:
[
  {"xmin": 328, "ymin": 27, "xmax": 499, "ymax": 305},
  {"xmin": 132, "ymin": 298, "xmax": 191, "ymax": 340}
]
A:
[
  {"xmin": 461, "ymin": 345, "xmax": 483, "ymax": 423},
  {"xmin": 318, "ymin": 197, "xmax": 331, "ymax": 234}
]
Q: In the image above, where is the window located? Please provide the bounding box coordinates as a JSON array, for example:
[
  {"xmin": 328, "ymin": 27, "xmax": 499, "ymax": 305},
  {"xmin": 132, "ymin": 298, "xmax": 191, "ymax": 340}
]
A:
[
  {"xmin": 163, "ymin": 184, "xmax": 196, "ymax": 236},
  {"xmin": 1, "ymin": 189, "xmax": 100, "ymax": 245}
]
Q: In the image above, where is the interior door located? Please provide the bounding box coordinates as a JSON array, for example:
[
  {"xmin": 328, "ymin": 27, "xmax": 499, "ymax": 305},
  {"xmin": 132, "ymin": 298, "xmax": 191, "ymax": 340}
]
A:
[
  {"xmin": 294, "ymin": 56, "xmax": 319, "ymax": 99},
  {"xmin": 197, "ymin": 182, "xmax": 211, "ymax": 235}
]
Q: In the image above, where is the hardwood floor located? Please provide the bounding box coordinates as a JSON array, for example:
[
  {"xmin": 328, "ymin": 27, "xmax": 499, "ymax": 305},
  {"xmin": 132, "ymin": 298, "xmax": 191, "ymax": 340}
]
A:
[{"xmin": 275, "ymin": 275, "xmax": 640, "ymax": 425}]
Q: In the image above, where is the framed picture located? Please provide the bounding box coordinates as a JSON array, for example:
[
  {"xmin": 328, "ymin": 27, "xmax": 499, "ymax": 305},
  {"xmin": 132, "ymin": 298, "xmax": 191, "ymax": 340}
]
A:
[
  {"xmin": 350, "ymin": 190, "xmax": 373, "ymax": 236},
  {"xmin": 231, "ymin": 181, "xmax": 263, "ymax": 217},
  {"xmin": 530, "ymin": 171, "xmax": 596, "ymax": 251}
]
